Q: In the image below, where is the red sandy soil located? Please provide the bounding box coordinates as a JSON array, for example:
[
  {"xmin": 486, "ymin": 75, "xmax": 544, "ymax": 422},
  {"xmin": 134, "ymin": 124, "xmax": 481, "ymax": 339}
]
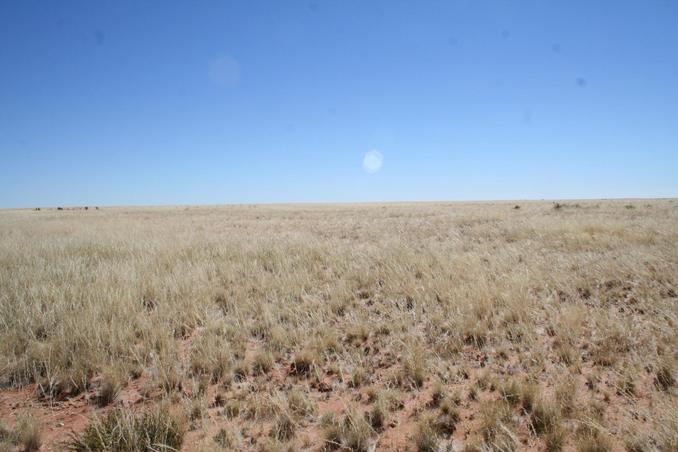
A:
[{"xmin": 0, "ymin": 321, "xmax": 660, "ymax": 451}]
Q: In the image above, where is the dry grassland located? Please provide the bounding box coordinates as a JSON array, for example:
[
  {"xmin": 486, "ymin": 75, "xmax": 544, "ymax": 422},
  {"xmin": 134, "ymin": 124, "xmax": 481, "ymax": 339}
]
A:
[{"xmin": 0, "ymin": 200, "xmax": 677, "ymax": 451}]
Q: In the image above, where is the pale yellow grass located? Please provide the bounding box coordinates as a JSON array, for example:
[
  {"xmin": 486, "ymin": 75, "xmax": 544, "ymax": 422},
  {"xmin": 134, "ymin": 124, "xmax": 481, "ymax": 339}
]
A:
[{"xmin": 0, "ymin": 200, "xmax": 676, "ymax": 450}]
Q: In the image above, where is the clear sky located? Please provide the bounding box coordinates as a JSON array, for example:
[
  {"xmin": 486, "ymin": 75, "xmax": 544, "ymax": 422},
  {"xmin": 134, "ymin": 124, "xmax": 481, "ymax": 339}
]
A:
[{"xmin": 1, "ymin": 1, "xmax": 677, "ymax": 207}]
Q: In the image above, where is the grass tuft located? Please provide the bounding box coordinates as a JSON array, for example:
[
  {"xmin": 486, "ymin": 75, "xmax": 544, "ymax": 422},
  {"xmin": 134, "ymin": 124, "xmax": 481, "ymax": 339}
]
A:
[{"xmin": 70, "ymin": 405, "xmax": 185, "ymax": 451}]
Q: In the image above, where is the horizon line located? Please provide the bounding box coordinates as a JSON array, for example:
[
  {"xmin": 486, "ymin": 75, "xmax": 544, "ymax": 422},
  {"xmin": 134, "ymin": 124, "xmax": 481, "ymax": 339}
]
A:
[{"xmin": 1, "ymin": 196, "xmax": 675, "ymax": 211}]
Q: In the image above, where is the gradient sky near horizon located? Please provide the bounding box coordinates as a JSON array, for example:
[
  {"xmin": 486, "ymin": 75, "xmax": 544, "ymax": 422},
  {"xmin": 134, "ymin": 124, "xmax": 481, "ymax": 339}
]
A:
[{"xmin": 1, "ymin": 1, "xmax": 677, "ymax": 208}]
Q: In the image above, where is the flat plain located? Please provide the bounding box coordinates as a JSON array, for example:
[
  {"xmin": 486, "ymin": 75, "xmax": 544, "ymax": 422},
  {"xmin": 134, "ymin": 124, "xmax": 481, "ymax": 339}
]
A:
[{"xmin": 0, "ymin": 200, "xmax": 676, "ymax": 451}]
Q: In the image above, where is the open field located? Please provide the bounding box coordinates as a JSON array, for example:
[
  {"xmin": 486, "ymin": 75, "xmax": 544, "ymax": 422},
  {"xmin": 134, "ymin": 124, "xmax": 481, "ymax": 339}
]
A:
[{"xmin": 0, "ymin": 200, "xmax": 677, "ymax": 451}]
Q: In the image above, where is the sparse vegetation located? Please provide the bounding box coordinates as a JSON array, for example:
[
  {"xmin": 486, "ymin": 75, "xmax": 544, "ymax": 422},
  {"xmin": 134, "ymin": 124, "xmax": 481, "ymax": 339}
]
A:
[{"xmin": 0, "ymin": 200, "xmax": 676, "ymax": 449}]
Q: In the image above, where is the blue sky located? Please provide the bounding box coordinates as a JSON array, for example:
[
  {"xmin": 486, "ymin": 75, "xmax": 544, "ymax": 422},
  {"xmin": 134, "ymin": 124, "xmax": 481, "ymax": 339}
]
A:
[{"xmin": 1, "ymin": 1, "xmax": 676, "ymax": 207}]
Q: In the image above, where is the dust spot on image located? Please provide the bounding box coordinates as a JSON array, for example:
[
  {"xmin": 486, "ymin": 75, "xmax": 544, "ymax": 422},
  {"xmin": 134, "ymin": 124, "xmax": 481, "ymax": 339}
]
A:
[
  {"xmin": 363, "ymin": 150, "xmax": 384, "ymax": 174},
  {"xmin": 94, "ymin": 30, "xmax": 105, "ymax": 46},
  {"xmin": 209, "ymin": 55, "xmax": 241, "ymax": 88}
]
